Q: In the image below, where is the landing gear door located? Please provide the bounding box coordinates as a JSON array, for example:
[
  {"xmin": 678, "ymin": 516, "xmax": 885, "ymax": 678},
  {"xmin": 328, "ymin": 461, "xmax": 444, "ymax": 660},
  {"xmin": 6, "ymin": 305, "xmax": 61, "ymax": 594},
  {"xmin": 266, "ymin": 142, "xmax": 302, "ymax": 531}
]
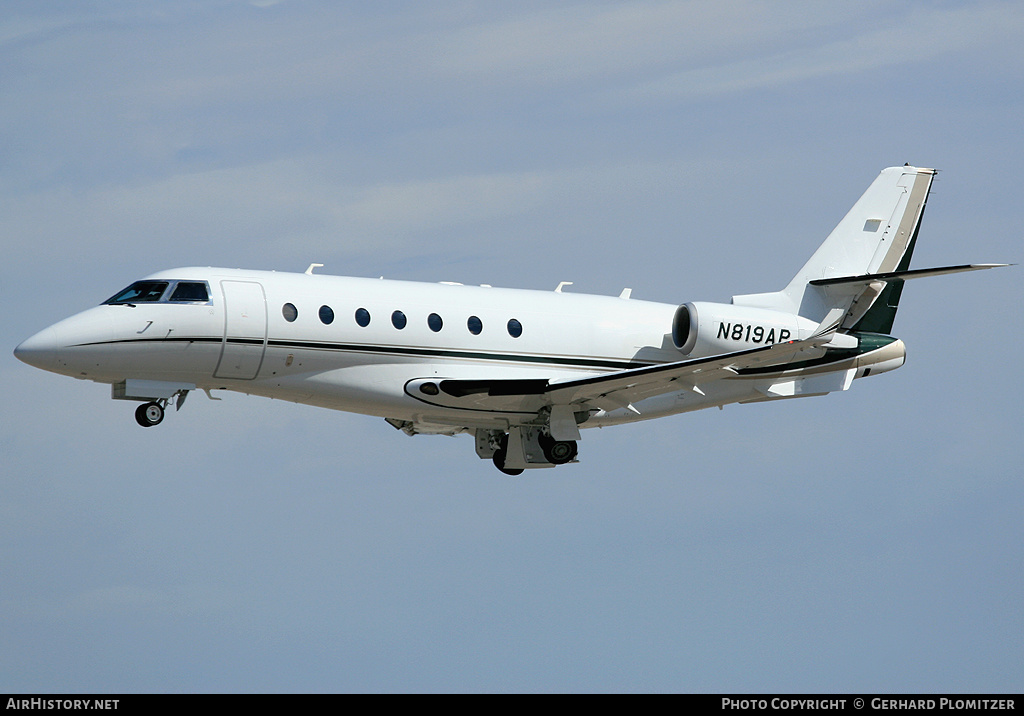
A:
[{"xmin": 214, "ymin": 280, "xmax": 267, "ymax": 380}]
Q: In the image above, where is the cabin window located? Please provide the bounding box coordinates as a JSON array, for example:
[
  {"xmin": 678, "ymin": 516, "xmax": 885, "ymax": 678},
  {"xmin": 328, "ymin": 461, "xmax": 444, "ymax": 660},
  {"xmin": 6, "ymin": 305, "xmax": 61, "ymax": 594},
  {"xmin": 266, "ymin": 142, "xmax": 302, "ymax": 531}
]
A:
[
  {"xmin": 355, "ymin": 308, "xmax": 371, "ymax": 327},
  {"xmin": 104, "ymin": 281, "xmax": 169, "ymax": 305},
  {"xmin": 467, "ymin": 316, "xmax": 483, "ymax": 335},
  {"xmin": 168, "ymin": 282, "xmax": 209, "ymax": 302},
  {"xmin": 392, "ymin": 310, "xmax": 407, "ymax": 329},
  {"xmin": 507, "ymin": 318, "xmax": 523, "ymax": 338},
  {"xmin": 319, "ymin": 305, "xmax": 335, "ymax": 325},
  {"xmin": 427, "ymin": 313, "xmax": 443, "ymax": 332},
  {"xmin": 282, "ymin": 303, "xmax": 298, "ymax": 322}
]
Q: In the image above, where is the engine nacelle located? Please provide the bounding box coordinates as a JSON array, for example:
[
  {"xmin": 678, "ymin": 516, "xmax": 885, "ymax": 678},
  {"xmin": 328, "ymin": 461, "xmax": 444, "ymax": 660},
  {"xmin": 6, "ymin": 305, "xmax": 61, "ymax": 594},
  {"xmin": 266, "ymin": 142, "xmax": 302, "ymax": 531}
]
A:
[{"xmin": 672, "ymin": 301, "xmax": 820, "ymax": 357}]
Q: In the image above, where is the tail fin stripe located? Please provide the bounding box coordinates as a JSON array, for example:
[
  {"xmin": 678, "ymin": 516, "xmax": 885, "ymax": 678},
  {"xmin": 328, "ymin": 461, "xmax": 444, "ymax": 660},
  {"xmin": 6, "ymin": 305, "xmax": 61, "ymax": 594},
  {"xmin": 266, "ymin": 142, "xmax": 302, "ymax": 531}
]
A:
[{"xmin": 872, "ymin": 168, "xmax": 934, "ymax": 275}]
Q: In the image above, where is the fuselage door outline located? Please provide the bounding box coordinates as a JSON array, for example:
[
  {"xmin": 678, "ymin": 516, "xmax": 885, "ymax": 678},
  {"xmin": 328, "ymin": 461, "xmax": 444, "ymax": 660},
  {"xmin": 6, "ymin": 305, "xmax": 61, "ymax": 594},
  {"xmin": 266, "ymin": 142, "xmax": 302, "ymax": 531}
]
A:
[{"xmin": 213, "ymin": 280, "xmax": 268, "ymax": 380}]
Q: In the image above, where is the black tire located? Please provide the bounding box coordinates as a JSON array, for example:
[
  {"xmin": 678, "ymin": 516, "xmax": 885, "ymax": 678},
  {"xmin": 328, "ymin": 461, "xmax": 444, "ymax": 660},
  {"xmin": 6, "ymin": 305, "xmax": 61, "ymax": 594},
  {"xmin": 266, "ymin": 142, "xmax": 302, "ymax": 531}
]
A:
[
  {"xmin": 135, "ymin": 401, "xmax": 164, "ymax": 427},
  {"xmin": 492, "ymin": 448, "xmax": 524, "ymax": 476},
  {"xmin": 539, "ymin": 434, "xmax": 577, "ymax": 465}
]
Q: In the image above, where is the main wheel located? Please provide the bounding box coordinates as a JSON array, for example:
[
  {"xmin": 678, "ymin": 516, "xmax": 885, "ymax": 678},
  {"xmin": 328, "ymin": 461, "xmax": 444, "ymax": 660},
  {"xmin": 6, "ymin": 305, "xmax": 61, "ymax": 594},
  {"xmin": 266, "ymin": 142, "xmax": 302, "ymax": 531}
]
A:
[
  {"xmin": 539, "ymin": 434, "xmax": 577, "ymax": 465},
  {"xmin": 491, "ymin": 440, "xmax": 524, "ymax": 476},
  {"xmin": 135, "ymin": 401, "xmax": 164, "ymax": 427}
]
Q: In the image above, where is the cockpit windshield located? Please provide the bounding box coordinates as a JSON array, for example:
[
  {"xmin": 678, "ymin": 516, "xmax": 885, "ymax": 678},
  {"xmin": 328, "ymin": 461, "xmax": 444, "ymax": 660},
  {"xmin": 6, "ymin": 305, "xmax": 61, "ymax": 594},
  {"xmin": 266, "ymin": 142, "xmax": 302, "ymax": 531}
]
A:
[
  {"xmin": 104, "ymin": 281, "xmax": 169, "ymax": 304},
  {"xmin": 103, "ymin": 280, "xmax": 210, "ymax": 305},
  {"xmin": 168, "ymin": 282, "xmax": 209, "ymax": 302}
]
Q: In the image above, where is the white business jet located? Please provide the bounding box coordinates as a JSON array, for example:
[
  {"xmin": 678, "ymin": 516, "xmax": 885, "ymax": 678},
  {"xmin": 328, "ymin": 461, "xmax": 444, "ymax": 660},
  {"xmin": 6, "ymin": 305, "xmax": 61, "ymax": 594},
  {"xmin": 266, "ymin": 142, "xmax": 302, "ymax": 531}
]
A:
[{"xmin": 14, "ymin": 165, "xmax": 1007, "ymax": 474}]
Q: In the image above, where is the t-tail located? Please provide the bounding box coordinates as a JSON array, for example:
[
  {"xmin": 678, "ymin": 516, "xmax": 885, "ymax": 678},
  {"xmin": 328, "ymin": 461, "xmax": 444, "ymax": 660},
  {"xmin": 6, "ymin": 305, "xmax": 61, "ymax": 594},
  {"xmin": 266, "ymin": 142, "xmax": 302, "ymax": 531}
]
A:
[{"xmin": 732, "ymin": 165, "xmax": 1007, "ymax": 332}]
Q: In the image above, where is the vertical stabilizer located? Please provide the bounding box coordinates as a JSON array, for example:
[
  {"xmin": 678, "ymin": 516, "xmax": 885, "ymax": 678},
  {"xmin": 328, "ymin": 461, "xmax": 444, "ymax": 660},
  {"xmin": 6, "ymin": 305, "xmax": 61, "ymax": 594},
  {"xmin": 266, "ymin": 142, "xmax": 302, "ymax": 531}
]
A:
[{"xmin": 733, "ymin": 166, "xmax": 935, "ymax": 324}]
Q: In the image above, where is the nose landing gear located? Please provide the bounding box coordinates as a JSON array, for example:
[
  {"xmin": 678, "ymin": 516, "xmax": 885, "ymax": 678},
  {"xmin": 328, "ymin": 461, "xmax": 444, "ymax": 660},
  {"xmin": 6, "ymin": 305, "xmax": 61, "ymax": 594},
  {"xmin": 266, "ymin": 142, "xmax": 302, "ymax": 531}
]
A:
[{"xmin": 129, "ymin": 387, "xmax": 190, "ymax": 428}]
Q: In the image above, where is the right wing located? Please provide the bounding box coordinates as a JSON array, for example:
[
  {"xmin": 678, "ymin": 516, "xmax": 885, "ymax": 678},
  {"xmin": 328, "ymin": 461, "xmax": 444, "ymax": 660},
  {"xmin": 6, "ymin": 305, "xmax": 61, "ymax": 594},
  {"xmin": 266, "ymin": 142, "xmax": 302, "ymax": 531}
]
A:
[{"xmin": 406, "ymin": 310, "xmax": 844, "ymax": 420}]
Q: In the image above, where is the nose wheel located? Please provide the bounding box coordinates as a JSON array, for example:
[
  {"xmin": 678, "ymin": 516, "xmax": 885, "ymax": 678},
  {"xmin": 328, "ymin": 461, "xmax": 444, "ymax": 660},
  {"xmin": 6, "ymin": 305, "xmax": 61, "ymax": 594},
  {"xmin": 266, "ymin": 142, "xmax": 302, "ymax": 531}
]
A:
[{"xmin": 135, "ymin": 401, "xmax": 165, "ymax": 427}]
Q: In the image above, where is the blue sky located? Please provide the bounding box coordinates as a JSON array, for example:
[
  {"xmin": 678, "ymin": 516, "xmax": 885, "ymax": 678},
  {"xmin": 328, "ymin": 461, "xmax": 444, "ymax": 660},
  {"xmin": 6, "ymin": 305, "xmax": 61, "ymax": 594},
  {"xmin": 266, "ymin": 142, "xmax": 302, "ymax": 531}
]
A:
[{"xmin": 2, "ymin": 1, "xmax": 1021, "ymax": 692}]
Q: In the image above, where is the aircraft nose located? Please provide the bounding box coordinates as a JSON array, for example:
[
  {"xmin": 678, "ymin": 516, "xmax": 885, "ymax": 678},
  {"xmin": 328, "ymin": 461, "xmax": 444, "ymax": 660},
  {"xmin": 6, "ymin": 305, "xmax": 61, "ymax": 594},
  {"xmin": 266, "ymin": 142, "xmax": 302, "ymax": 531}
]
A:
[{"xmin": 14, "ymin": 326, "xmax": 60, "ymax": 372}]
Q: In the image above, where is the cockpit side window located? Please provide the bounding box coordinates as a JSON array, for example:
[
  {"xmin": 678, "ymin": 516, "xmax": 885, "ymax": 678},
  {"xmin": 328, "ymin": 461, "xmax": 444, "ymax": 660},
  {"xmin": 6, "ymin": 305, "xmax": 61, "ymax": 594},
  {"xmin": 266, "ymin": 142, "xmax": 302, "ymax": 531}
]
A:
[
  {"xmin": 169, "ymin": 282, "xmax": 209, "ymax": 302},
  {"xmin": 104, "ymin": 281, "xmax": 169, "ymax": 305}
]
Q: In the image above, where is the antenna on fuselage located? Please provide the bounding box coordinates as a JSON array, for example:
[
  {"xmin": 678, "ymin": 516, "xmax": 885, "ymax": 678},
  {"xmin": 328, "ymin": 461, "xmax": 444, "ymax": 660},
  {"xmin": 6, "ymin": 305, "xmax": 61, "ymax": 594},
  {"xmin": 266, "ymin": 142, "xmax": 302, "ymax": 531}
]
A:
[{"xmin": 305, "ymin": 263, "xmax": 323, "ymax": 275}]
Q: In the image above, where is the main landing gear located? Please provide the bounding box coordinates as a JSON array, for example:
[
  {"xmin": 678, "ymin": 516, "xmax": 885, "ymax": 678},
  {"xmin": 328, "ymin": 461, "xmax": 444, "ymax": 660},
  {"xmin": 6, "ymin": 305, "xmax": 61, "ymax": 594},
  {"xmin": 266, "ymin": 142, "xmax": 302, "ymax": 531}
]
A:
[
  {"xmin": 485, "ymin": 429, "xmax": 579, "ymax": 475},
  {"xmin": 491, "ymin": 434, "xmax": 524, "ymax": 476},
  {"xmin": 134, "ymin": 401, "xmax": 165, "ymax": 427},
  {"xmin": 492, "ymin": 449, "xmax": 523, "ymax": 476}
]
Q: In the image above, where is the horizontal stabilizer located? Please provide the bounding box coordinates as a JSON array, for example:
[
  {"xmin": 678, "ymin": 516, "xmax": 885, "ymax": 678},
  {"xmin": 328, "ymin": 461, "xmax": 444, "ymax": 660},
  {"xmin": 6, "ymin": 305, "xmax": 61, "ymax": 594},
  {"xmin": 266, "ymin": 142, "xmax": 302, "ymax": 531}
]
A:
[
  {"xmin": 809, "ymin": 263, "xmax": 1010, "ymax": 286},
  {"xmin": 810, "ymin": 263, "xmax": 1011, "ymax": 331}
]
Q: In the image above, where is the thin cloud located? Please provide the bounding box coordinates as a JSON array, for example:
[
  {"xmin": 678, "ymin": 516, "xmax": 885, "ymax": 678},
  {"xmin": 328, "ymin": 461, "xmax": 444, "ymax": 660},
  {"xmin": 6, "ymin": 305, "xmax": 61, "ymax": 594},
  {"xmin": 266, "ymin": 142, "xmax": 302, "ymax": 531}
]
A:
[
  {"xmin": 424, "ymin": 1, "xmax": 875, "ymax": 86},
  {"xmin": 627, "ymin": 3, "xmax": 1024, "ymax": 100}
]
